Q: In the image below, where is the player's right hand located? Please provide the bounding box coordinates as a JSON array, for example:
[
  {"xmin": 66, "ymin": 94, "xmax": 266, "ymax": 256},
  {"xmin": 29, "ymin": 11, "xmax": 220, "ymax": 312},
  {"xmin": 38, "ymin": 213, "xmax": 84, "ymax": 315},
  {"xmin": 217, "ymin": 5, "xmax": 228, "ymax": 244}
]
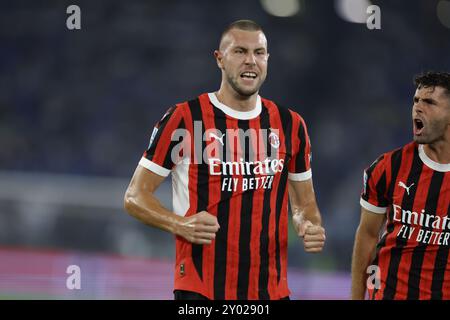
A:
[{"xmin": 178, "ymin": 211, "xmax": 220, "ymax": 245}]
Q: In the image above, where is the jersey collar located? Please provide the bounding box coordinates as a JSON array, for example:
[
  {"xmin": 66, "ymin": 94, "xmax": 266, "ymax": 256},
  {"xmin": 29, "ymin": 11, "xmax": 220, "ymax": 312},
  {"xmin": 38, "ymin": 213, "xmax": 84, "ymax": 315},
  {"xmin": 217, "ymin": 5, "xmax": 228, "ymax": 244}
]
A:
[
  {"xmin": 208, "ymin": 92, "xmax": 262, "ymax": 120},
  {"xmin": 418, "ymin": 144, "xmax": 450, "ymax": 172}
]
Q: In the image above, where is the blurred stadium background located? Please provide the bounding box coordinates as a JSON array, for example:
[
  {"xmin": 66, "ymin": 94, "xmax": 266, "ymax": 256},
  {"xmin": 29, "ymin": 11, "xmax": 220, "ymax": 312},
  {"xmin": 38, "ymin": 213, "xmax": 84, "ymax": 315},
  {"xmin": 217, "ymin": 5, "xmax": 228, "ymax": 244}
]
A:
[{"xmin": 1, "ymin": 0, "xmax": 450, "ymax": 299}]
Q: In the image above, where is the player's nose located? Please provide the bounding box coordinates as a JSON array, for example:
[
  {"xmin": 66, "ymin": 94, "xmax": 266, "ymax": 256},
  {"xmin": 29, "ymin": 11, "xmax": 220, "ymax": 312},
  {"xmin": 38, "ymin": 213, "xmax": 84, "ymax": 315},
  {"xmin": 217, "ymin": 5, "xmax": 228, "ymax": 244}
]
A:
[
  {"xmin": 244, "ymin": 52, "xmax": 257, "ymax": 65},
  {"xmin": 413, "ymin": 102, "xmax": 423, "ymax": 114}
]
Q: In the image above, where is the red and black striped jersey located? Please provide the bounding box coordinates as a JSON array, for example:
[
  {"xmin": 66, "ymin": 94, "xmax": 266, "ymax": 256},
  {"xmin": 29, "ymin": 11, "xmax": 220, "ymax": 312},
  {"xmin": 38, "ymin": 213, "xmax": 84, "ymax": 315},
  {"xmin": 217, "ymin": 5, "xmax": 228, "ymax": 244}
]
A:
[
  {"xmin": 139, "ymin": 92, "xmax": 312, "ymax": 300},
  {"xmin": 361, "ymin": 142, "xmax": 450, "ymax": 300}
]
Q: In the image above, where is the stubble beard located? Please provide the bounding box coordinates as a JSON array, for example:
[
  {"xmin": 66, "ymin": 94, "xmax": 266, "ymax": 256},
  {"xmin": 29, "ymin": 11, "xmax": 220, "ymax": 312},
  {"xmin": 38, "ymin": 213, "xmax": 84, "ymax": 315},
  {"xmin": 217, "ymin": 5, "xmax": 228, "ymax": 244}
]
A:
[
  {"xmin": 227, "ymin": 73, "xmax": 264, "ymax": 97},
  {"xmin": 414, "ymin": 120, "xmax": 448, "ymax": 145}
]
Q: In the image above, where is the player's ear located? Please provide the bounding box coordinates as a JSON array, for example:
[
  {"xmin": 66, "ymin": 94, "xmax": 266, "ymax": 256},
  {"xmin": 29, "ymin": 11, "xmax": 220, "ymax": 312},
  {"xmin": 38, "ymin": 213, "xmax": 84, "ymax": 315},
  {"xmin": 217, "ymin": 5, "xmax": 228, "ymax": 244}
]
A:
[{"xmin": 214, "ymin": 50, "xmax": 223, "ymax": 69}]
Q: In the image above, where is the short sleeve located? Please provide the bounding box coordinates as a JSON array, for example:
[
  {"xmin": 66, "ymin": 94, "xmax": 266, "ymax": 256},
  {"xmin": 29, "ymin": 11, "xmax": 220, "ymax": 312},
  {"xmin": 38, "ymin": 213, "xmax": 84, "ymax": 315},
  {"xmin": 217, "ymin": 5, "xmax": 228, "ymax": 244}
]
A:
[
  {"xmin": 288, "ymin": 110, "xmax": 312, "ymax": 181},
  {"xmin": 139, "ymin": 106, "xmax": 186, "ymax": 177},
  {"xmin": 360, "ymin": 154, "xmax": 389, "ymax": 214}
]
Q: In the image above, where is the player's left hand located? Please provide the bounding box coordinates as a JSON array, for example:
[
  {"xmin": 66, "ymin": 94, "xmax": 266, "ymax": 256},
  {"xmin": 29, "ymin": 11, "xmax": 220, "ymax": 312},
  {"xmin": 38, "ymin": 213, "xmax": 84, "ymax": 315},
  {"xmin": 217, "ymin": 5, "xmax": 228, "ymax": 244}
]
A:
[{"xmin": 293, "ymin": 214, "xmax": 326, "ymax": 253}]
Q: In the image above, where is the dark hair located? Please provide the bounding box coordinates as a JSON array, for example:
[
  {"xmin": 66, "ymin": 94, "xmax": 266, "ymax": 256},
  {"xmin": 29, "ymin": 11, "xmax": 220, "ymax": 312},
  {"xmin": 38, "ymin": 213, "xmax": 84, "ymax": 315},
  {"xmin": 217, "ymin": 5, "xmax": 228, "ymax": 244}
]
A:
[
  {"xmin": 414, "ymin": 71, "xmax": 450, "ymax": 96},
  {"xmin": 219, "ymin": 20, "xmax": 264, "ymax": 46}
]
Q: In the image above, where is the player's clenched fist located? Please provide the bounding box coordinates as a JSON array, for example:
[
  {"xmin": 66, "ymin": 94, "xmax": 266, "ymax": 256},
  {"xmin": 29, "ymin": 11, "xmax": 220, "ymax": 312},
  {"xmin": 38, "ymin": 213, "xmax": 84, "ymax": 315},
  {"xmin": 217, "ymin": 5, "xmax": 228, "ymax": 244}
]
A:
[
  {"xmin": 293, "ymin": 214, "xmax": 326, "ymax": 253},
  {"xmin": 177, "ymin": 211, "xmax": 220, "ymax": 245}
]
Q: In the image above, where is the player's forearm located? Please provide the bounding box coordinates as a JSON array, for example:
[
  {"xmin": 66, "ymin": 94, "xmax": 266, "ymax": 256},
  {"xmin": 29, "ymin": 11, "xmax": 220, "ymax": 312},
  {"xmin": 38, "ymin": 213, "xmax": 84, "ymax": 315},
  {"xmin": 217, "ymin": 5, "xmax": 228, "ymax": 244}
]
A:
[
  {"xmin": 306, "ymin": 204, "xmax": 322, "ymax": 226},
  {"xmin": 351, "ymin": 227, "xmax": 378, "ymax": 299},
  {"xmin": 292, "ymin": 200, "xmax": 322, "ymax": 226},
  {"xmin": 124, "ymin": 188, "xmax": 183, "ymax": 236},
  {"xmin": 288, "ymin": 179, "xmax": 322, "ymax": 226}
]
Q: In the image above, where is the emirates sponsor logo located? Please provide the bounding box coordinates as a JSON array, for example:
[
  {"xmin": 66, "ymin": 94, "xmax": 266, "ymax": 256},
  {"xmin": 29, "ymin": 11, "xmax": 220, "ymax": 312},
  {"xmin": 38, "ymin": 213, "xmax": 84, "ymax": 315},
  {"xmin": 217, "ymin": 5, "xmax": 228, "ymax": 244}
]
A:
[
  {"xmin": 208, "ymin": 158, "xmax": 284, "ymax": 176},
  {"xmin": 393, "ymin": 204, "xmax": 450, "ymax": 246},
  {"xmin": 167, "ymin": 122, "xmax": 289, "ymax": 192},
  {"xmin": 208, "ymin": 157, "xmax": 284, "ymax": 192}
]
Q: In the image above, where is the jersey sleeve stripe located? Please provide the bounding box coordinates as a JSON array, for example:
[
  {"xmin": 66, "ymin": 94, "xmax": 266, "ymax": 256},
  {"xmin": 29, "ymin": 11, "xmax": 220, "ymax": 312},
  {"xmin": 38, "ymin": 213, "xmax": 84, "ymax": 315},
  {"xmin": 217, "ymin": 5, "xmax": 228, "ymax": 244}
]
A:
[
  {"xmin": 139, "ymin": 157, "xmax": 171, "ymax": 177},
  {"xmin": 360, "ymin": 197, "xmax": 387, "ymax": 214},
  {"xmin": 288, "ymin": 169, "xmax": 312, "ymax": 181}
]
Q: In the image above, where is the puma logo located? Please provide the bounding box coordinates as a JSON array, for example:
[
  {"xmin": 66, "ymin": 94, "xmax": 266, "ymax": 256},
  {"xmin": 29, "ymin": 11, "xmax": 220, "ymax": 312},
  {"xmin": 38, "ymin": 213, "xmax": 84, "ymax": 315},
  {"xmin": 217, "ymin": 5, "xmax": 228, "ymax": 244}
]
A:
[
  {"xmin": 210, "ymin": 132, "xmax": 225, "ymax": 145},
  {"xmin": 398, "ymin": 181, "xmax": 414, "ymax": 195}
]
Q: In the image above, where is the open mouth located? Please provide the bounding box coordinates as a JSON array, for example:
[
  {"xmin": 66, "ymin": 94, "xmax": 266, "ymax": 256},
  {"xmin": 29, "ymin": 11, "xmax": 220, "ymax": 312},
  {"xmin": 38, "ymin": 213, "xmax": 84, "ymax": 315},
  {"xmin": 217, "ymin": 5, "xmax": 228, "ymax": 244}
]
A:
[
  {"xmin": 414, "ymin": 118, "xmax": 424, "ymax": 135},
  {"xmin": 240, "ymin": 71, "xmax": 257, "ymax": 80}
]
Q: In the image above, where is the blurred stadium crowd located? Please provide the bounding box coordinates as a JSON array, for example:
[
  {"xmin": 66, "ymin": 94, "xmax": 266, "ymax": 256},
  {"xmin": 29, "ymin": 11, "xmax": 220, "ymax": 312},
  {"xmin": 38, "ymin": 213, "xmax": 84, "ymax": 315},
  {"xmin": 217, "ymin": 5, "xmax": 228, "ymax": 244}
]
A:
[{"xmin": 1, "ymin": 0, "xmax": 450, "ymax": 296}]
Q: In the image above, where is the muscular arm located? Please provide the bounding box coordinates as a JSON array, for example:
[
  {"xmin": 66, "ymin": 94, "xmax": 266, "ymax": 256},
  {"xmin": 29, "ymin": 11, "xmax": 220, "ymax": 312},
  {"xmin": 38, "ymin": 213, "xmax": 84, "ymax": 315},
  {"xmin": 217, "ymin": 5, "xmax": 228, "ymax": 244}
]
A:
[
  {"xmin": 288, "ymin": 179, "xmax": 325, "ymax": 253},
  {"xmin": 351, "ymin": 207, "xmax": 385, "ymax": 299},
  {"xmin": 123, "ymin": 165, "xmax": 219, "ymax": 244}
]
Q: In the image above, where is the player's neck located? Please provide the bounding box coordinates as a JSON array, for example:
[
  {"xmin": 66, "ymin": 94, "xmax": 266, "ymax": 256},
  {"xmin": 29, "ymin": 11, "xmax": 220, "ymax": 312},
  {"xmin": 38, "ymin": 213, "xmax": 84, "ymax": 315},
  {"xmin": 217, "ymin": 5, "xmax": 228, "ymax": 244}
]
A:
[
  {"xmin": 423, "ymin": 142, "xmax": 450, "ymax": 164},
  {"xmin": 215, "ymin": 88, "xmax": 258, "ymax": 112}
]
